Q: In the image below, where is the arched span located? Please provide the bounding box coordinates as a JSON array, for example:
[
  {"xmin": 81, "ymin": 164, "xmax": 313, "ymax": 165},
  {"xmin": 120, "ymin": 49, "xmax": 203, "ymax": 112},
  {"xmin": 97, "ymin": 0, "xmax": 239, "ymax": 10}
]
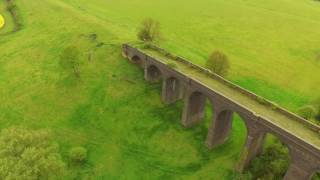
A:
[
  {"xmin": 206, "ymin": 108, "xmax": 249, "ymax": 149},
  {"xmin": 146, "ymin": 65, "xmax": 162, "ymax": 82},
  {"xmin": 162, "ymin": 77, "xmax": 182, "ymax": 104},
  {"xmin": 182, "ymin": 91, "xmax": 215, "ymax": 127},
  {"xmin": 131, "ymin": 55, "xmax": 142, "ymax": 64}
]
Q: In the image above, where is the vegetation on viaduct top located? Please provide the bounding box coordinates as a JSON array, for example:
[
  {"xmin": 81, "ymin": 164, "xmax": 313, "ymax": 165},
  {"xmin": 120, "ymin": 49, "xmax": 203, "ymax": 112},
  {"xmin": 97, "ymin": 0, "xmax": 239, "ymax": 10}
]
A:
[{"xmin": 129, "ymin": 42, "xmax": 320, "ymax": 149}]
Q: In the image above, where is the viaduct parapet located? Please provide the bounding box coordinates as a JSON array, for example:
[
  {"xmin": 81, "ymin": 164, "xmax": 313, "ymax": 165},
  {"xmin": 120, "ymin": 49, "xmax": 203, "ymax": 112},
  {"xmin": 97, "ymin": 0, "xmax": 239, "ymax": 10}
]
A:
[{"xmin": 122, "ymin": 43, "xmax": 320, "ymax": 180}]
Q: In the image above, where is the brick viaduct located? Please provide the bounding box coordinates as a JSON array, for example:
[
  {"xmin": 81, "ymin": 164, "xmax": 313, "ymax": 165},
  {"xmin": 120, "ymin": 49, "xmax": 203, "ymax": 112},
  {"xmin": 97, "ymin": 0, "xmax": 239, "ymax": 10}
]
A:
[{"xmin": 122, "ymin": 43, "xmax": 320, "ymax": 180}]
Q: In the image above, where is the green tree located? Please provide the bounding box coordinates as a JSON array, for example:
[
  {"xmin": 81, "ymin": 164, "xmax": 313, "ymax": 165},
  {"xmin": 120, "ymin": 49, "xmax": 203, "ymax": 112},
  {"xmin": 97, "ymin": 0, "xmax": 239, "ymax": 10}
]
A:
[
  {"xmin": 60, "ymin": 46, "xmax": 81, "ymax": 77},
  {"xmin": 243, "ymin": 140, "xmax": 289, "ymax": 180},
  {"xmin": 206, "ymin": 50, "xmax": 230, "ymax": 77},
  {"xmin": 0, "ymin": 126, "xmax": 65, "ymax": 179},
  {"xmin": 137, "ymin": 18, "xmax": 161, "ymax": 42}
]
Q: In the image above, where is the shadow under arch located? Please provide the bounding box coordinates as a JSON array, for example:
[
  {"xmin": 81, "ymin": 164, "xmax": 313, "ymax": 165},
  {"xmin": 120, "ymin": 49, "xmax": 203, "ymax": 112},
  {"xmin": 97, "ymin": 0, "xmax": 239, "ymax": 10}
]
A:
[
  {"xmin": 206, "ymin": 108, "xmax": 250, "ymax": 149},
  {"xmin": 131, "ymin": 55, "xmax": 142, "ymax": 64},
  {"xmin": 182, "ymin": 91, "xmax": 215, "ymax": 128},
  {"xmin": 162, "ymin": 76, "xmax": 183, "ymax": 104},
  {"xmin": 146, "ymin": 64, "xmax": 162, "ymax": 82}
]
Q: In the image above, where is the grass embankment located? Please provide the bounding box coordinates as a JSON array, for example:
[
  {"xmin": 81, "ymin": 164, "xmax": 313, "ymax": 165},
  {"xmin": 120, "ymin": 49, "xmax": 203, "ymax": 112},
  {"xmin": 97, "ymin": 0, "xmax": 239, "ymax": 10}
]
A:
[{"xmin": 0, "ymin": 0, "xmax": 320, "ymax": 179}]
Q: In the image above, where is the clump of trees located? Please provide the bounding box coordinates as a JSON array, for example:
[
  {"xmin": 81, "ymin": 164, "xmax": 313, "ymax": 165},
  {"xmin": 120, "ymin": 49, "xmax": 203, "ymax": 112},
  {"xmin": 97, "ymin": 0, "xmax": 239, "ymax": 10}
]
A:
[
  {"xmin": 137, "ymin": 18, "xmax": 161, "ymax": 43},
  {"xmin": 241, "ymin": 139, "xmax": 289, "ymax": 180},
  {"xmin": 206, "ymin": 50, "xmax": 230, "ymax": 77},
  {"xmin": 59, "ymin": 46, "xmax": 81, "ymax": 77},
  {"xmin": 0, "ymin": 126, "xmax": 65, "ymax": 179}
]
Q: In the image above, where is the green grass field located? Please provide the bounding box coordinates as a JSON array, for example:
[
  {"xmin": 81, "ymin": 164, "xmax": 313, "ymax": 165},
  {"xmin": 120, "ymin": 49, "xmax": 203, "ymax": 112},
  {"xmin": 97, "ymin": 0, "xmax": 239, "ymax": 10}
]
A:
[{"xmin": 1, "ymin": 0, "xmax": 320, "ymax": 179}]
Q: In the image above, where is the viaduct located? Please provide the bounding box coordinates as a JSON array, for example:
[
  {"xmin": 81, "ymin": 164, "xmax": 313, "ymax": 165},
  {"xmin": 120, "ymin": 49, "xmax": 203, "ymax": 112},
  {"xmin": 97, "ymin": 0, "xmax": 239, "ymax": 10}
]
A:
[{"xmin": 122, "ymin": 43, "xmax": 320, "ymax": 180}]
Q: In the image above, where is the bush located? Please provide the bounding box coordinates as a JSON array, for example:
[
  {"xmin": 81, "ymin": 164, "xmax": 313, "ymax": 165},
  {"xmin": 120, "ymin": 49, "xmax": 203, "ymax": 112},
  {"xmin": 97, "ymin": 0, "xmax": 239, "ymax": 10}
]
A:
[
  {"xmin": 243, "ymin": 140, "xmax": 289, "ymax": 180},
  {"xmin": 256, "ymin": 96, "xmax": 268, "ymax": 105},
  {"xmin": 206, "ymin": 50, "xmax": 230, "ymax": 77},
  {"xmin": 137, "ymin": 18, "xmax": 161, "ymax": 42},
  {"xmin": 69, "ymin": 146, "xmax": 87, "ymax": 164},
  {"xmin": 167, "ymin": 62, "xmax": 177, "ymax": 69},
  {"xmin": 297, "ymin": 105, "xmax": 317, "ymax": 120},
  {"xmin": 0, "ymin": 126, "xmax": 65, "ymax": 179}
]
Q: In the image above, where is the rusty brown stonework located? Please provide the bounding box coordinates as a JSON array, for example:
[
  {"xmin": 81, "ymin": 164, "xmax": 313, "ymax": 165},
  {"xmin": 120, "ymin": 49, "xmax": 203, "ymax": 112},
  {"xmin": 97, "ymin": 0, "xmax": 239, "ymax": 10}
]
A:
[{"xmin": 122, "ymin": 44, "xmax": 320, "ymax": 180}]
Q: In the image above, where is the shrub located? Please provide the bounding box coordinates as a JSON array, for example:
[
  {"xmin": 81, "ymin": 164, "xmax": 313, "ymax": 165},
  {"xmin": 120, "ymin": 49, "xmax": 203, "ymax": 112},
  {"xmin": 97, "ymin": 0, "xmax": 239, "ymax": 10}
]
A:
[
  {"xmin": 137, "ymin": 18, "xmax": 161, "ymax": 42},
  {"xmin": 257, "ymin": 96, "xmax": 268, "ymax": 105},
  {"xmin": 167, "ymin": 62, "xmax": 177, "ymax": 69},
  {"xmin": 69, "ymin": 146, "xmax": 87, "ymax": 164},
  {"xmin": 243, "ymin": 140, "xmax": 289, "ymax": 180},
  {"xmin": 0, "ymin": 126, "xmax": 65, "ymax": 179},
  {"xmin": 206, "ymin": 50, "xmax": 230, "ymax": 77},
  {"xmin": 297, "ymin": 105, "xmax": 317, "ymax": 120}
]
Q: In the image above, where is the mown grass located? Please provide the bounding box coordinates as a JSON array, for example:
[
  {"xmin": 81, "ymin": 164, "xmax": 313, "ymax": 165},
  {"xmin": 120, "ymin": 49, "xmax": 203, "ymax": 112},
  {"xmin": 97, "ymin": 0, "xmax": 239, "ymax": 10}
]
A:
[{"xmin": 0, "ymin": 0, "xmax": 319, "ymax": 179}]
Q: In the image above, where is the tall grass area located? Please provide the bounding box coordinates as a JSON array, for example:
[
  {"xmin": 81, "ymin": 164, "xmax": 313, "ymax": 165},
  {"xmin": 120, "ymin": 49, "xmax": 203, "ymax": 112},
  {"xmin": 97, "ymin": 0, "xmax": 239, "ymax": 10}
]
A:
[{"xmin": 0, "ymin": 0, "xmax": 319, "ymax": 178}]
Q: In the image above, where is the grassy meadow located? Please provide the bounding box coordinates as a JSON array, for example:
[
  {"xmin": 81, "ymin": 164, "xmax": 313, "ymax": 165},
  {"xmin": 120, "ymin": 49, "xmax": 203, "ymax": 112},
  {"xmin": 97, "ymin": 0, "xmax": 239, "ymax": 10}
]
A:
[{"xmin": 0, "ymin": 0, "xmax": 320, "ymax": 179}]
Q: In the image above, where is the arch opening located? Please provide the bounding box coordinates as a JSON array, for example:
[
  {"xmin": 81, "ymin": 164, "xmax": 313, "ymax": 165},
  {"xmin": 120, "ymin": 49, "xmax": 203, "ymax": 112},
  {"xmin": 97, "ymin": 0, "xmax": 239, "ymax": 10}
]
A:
[
  {"xmin": 206, "ymin": 110, "xmax": 248, "ymax": 160},
  {"xmin": 163, "ymin": 77, "xmax": 182, "ymax": 103},
  {"xmin": 131, "ymin": 55, "xmax": 141, "ymax": 64},
  {"xmin": 242, "ymin": 133, "xmax": 290, "ymax": 179},
  {"xmin": 188, "ymin": 91, "xmax": 207, "ymax": 117},
  {"xmin": 146, "ymin": 65, "xmax": 162, "ymax": 82},
  {"xmin": 183, "ymin": 91, "xmax": 215, "ymax": 140}
]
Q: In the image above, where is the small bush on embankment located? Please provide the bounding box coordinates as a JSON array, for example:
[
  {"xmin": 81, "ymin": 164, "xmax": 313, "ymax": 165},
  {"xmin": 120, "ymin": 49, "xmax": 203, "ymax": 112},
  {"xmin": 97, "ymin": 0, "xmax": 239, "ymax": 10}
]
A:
[
  {"xmin": 297, "ymin": 105, "xmax": 317, "ymax": 120},
  {"xmin": 206, "ymin": 50, "xmax": 230, "ymax": 77}
]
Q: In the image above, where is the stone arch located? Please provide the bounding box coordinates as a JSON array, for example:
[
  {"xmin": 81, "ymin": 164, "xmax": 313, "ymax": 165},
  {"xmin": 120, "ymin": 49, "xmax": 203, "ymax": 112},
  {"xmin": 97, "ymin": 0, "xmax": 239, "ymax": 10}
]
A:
[
  {"xmin": 206, "ymin": 108, "xmax": 250, "ymax": 149},
  {"xmin": 131, "ymin": 55, "xmax": 142, "ymax": 64},
  {"xmin": 145, "ymin": 65, "xmax": 162, "ymax": 82},
  {"xmin": 162, "ymin": 76, "xmax": 183, "ymax": 104},
  {"xmin": 182, "ymin": 90, "xmax": 215, "ymax": 127}
]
